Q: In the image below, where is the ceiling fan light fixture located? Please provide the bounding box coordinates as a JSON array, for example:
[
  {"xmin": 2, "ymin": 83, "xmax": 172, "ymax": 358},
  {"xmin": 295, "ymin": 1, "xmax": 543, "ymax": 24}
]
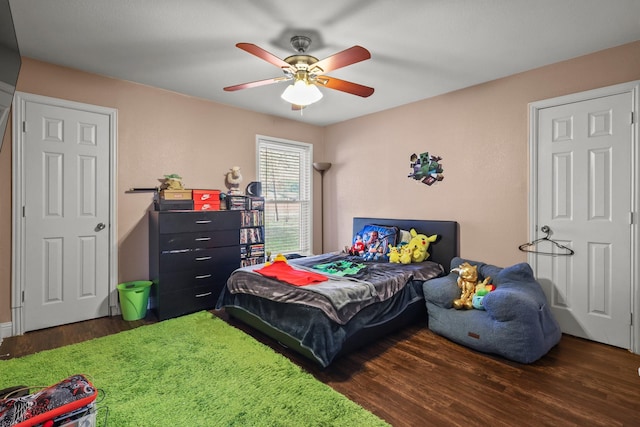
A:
[
  {"xmin": 290, "ymin": 35, "xmax": 312, "ymax": 53},
  {"xmin": 281, "ymin": 79, "xmax": 323, "ymax": 106}
]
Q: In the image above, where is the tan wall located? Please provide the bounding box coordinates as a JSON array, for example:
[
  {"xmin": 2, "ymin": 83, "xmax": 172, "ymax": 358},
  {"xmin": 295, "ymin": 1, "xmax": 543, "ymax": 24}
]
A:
[
  {"xmin": 323, "ymin": 41, "xmax": 640, "ymax": 267},
  {"xmin": 2, "ymin": 41, "xmax": 639, "ymax": 326},
  {"xmin": 0, "ymin": 58, "xmax": 325, "ymax": 323}
]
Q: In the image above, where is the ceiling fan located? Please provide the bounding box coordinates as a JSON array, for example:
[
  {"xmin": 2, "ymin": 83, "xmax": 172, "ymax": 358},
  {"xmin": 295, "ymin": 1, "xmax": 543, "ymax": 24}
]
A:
[{"xmin": 223, "ymin": 35, "xmax": 374, "ymax": 108}]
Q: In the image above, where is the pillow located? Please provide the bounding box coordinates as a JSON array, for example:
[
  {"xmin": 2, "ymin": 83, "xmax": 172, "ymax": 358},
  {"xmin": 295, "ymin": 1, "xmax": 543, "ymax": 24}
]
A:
[
  {"xmin": 398, "ymin": 229, "xmax": 412, "ymax": 246},
  {"xmin": 352, "ymin": 224, "xmax": 399, "ymax": 262}
]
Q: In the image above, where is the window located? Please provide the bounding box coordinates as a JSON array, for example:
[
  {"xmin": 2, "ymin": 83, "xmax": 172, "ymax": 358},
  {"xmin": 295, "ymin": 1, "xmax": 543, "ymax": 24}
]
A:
[{"xmin": 256, "ymin": 135, "xmax": 313, "ymax": 255}]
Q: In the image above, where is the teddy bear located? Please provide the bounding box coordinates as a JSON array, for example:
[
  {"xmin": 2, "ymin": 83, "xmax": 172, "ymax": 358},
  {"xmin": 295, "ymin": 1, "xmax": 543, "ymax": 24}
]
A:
[
  {"xmin": 407, "ymin": 228, "xmax": 438, "ymax": 263},
  {"xmin": 451, "ymin": 262, "xmax": 491, "ymax": 310}
]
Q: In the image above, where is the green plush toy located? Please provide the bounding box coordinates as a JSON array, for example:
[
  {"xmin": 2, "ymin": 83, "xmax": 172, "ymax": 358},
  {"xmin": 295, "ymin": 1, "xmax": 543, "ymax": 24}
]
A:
[
  {"xmin": 472, "ymin": 282, "xmax": 496, "ymax": 310},
  {"xmin": 407, "ymin": 228, "xmax": 438, "ymax": 263}
]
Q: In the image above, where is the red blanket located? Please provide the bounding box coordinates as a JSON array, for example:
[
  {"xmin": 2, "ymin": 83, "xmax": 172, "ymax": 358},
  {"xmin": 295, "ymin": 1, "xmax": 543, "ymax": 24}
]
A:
[{"xmin": 255, "ymin": 260, "xmax": 328, "ymax": 286}]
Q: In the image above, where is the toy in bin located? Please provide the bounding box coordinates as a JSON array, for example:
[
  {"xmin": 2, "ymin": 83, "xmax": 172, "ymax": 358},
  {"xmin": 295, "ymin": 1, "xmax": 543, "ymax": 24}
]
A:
[{"xmin": 0, "ymin": 374, "xmax": 98, "ymax": 426}]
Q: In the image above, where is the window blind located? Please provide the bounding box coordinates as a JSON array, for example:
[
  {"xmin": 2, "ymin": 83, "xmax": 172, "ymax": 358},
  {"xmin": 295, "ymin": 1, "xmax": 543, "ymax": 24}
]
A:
[{"xmin": 256, "ymin": 136, "xmax": 312, "ymax": 255}]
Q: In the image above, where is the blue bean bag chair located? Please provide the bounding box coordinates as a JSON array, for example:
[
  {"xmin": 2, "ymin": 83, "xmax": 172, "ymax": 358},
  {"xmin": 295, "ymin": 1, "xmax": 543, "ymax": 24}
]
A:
[{"xmin": 423, "ymin": 257, "xmax": 562, "ymax": 363}]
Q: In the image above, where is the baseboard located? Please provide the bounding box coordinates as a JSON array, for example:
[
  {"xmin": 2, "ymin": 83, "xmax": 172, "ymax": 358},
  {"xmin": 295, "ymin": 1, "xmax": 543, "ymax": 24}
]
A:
[
  {"xmin": 111, "ymin": 304, "xmax": 121, "ymax": 316},
  {"xmin": 0, "ymin": 321, "xmax": 13, "ymax": 345}
]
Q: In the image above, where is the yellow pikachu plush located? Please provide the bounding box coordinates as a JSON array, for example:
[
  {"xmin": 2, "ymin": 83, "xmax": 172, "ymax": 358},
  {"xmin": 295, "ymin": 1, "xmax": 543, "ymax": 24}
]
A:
[
  {"xmin": 387, "ymin": 246, "xmax": 401, "ymax": 263},
  {"xmin": 399, "ymin": 245, "xmax": 413, "ymax": 264},
  {"xmin": 407, "ymin": 228, "xmax": 438, "ymax": 263}
]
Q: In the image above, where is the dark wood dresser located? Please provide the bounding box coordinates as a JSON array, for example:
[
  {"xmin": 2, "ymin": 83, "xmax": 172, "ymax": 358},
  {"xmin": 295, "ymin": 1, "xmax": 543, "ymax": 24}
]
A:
[{"xmin": 149, "ymin": 210, "xmax": 241, "ymax": 320}]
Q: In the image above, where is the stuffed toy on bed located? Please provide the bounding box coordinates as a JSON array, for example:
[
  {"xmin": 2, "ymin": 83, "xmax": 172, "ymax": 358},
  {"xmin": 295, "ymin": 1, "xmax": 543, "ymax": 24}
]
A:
[
  {"xmin": 349, "ymin": 234, "xmax": 366, "ymax": 256},
  {"xmin": 407, "ymin": 229, "xmax": 438, "ymax": 263},
  {"xmin": 387, "ymin": 246, "xmax": 401, "ymax": 263},
  {"xmin": 399, "ymin": 245, "xmax": 412, "ymax": 264}
]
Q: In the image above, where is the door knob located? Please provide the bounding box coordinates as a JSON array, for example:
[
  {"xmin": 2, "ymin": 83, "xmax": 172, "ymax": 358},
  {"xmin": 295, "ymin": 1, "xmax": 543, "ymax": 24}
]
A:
[{"xmin": 95, "ymin": 222, "xmax": 106, "ymax": 232}]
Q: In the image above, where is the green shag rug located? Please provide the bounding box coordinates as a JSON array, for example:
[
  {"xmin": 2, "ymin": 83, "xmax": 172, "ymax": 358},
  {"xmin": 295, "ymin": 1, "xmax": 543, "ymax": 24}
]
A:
[{"xmin": 0, "ymin": 311, "xmax": 388, "ymax": 426}]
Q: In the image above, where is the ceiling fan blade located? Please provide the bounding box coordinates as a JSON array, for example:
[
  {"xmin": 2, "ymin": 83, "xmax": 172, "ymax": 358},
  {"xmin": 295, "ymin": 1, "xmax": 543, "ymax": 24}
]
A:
[
  {"xmin": 291, "ymin": 104, "xmax": 306, "ymax": 111},
  {"xmin": 315, "ymin": 76, "xmax": 374, "ymax": 97},
  {"xmin": 224, "ymin": 76, "xmax": 288, "ymax": 92},
  {"xmin": 310, "ymin": 46, "xmax": 371, "ymax": 73},
  {"xmin": 236, "ymin": 43, "xmax": 291, "ymax": 69}
]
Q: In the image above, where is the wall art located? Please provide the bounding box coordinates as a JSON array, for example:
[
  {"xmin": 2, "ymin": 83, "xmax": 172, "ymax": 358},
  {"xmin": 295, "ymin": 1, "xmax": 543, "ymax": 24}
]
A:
[{"xmin": 408, "ymin": 152, "xmax": 444, "ymax": 186}]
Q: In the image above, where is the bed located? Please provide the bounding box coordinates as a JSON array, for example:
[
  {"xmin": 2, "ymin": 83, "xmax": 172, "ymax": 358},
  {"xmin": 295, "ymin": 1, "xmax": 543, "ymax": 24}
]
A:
[{"xmin": 216, "ymin": 217, "xmax": 459, "ymax": 367}]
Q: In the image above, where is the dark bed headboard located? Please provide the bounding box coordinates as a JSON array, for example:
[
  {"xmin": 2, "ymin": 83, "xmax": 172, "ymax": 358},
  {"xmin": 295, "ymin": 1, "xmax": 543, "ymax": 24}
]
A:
[{"xmin": 353, "ymin": 217, "xmax": 459, "ymax": 272}]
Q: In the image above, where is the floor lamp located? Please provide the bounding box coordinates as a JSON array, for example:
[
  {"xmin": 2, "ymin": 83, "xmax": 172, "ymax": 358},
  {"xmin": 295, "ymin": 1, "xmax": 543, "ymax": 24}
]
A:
[{"xmin": 313, "ymin": 162, "xmax": 332, "ymax": 253}]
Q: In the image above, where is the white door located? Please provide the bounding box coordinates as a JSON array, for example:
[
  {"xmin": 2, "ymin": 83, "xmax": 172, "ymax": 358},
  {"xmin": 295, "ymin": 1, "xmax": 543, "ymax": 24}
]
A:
[
  {"xmin": 534, "ymin": 90, "xmax": 633, "ymax": 349},
  {"xmin": 20, "ymin": 98, "xmax": 112, "ymax": 331}
]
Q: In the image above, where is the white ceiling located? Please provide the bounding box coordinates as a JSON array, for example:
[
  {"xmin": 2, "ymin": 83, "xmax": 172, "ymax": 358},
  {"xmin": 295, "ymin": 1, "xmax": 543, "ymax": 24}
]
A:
[{"xmin": 8, "ymin": 0, "xmax": 640, "ymax": 126}]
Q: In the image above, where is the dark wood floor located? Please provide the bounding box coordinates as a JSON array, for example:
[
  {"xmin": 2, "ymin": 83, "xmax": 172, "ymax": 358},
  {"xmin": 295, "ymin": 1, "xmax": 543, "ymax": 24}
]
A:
[{"xmin": 2, "ymin": 311, "xmax": 639, "ymax": 426}]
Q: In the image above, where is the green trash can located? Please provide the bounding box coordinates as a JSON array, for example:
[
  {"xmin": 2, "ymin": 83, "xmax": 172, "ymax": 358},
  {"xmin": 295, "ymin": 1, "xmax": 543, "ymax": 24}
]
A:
[{"xmin": 117, "ymin": 280, "xmax": 152, "ymax": 321}]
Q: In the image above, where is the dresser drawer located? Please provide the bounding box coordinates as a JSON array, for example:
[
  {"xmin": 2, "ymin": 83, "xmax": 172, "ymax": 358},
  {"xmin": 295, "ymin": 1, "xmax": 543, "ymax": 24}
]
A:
[
  {"xmin": 154, "ymin": 284, "xmax": 220, "ymax": 321},
  {"xmin": 149, "ymin": 208, "xmax": 243, "ymax": 321},
  {"xmin": 157, "ymin": 210, "xmax": 240, "ymax": 233},
  {"xmin": 159, "ymin": 230, "xmax": 239, "ymax": 251},
  {"xmin": 159, "ymin": 246, "xmax": 240, "ymax": 273},
  {"xmin": 156, "ymin": 264, "xmax": 237, "ymax": 294}
]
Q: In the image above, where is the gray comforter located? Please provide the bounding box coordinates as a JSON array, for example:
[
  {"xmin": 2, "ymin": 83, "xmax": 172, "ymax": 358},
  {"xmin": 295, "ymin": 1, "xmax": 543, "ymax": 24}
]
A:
[{"xmin": 225, "ymin": 253, "xmax": 443, "ymax": 324}]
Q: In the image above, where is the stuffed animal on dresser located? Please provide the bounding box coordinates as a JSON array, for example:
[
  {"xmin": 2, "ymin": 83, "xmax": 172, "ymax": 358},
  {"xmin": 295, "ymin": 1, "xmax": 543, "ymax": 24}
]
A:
[
  {"xmin": 161, "ymin": 173, "xmax": 184, "ymax": 190},
  {"xmin": 225, "ymin": 166, "xmax": 243, "ymax": 194}
]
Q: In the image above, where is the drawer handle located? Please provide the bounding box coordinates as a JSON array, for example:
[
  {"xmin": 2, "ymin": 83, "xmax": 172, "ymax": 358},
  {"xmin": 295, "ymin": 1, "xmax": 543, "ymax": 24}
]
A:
[
  {"xmin": 195, "ymin": 292, "xmax": 212, "ymax": 298},
  {"xmin": 195, "ymin": 220, "xmax": 212, "ymax": 224},
  {"xmin": 195, "ymin": 256, "xmax": 212, "ymax": 261},
  {"xmin": 195, "ymin": 274, "xmax": 212, "ymax": 279},
  {"xmin": 195, "ymin": 237, "xmax": 211, "ymax": 241}
]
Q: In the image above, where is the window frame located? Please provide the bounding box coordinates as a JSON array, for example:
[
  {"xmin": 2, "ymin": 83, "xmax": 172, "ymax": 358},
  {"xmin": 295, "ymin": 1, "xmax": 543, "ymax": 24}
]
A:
[{"xmin": 255, "ymin": 135, "xmax": 313, "ymax": 256}]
